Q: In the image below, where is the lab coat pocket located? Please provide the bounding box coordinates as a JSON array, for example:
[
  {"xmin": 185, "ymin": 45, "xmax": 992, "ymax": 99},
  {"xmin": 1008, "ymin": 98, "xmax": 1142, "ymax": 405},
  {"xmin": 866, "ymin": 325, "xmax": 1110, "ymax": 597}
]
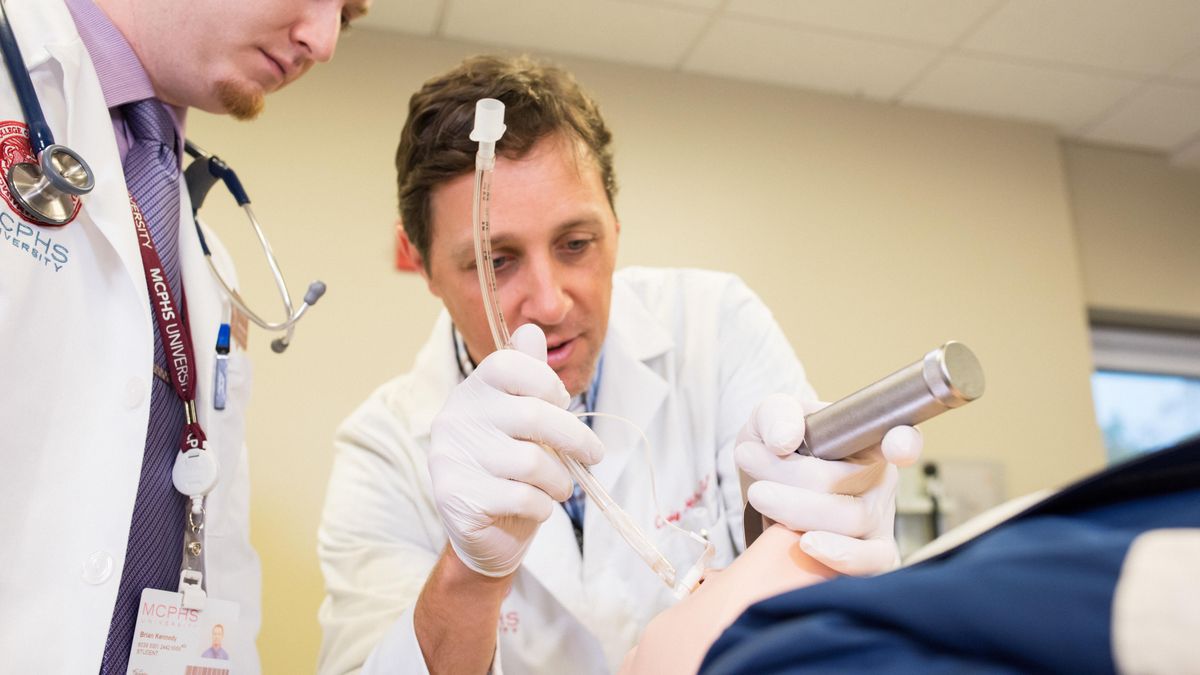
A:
[
  {"xmin": 205, "ymin": 350, "xmax": 253, "ymax": 538},
  {"xmin": 223, "ymin": 350, "xmax": 254, "ymax": 414}
]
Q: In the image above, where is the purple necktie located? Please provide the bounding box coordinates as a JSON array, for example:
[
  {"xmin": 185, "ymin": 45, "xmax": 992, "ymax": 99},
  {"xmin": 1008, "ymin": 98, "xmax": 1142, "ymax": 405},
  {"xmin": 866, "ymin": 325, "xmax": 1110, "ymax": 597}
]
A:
[{"xmin": 100, "ymin": 99, "xmax": 188, "ymax": 674}]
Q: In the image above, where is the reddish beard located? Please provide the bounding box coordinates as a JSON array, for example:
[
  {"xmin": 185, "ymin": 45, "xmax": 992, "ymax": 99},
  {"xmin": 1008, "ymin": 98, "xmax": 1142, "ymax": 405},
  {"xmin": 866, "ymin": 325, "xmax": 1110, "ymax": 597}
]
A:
[{"xmin": 216, "ymin": 79, "xmax": 265, "ymax": 120}]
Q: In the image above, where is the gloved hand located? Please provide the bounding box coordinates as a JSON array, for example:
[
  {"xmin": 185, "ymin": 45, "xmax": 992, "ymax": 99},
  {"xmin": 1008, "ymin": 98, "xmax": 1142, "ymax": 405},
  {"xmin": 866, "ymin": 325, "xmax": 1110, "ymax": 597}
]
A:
[
  {"xmin": 736, "ymin": 393, "xmax": 922, "ymax": 576},
  {"xmin": 429, "ymin": 323, "xmax": 604, "ymax": 578}
]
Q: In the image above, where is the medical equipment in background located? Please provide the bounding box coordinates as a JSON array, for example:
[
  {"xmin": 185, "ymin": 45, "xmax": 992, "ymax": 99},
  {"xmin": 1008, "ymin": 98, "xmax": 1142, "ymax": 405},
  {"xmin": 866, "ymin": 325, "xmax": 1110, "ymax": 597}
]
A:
[
  {"xmin": 744, "ymin": 341, "xmax": 985, "ymax": 545},
  {"xmin": 0, "ymin": 0, "xmax": 95, "ymax": 225},
  {"xmin": 895, "ymin": 457, "xmax": 1003, "ymax": 557},
  {"xmin": 470, "ymin": 98, "xmax": 712, "ymax": 599},
  {"xmin": 923, "ymin": 462, "xmax": 944, "ymax": 538},
  {"xmin": 183, "ymin": 141, "xmax": 325, "ymax": 353},
  {"xmin": 894, "ymin": 461, "xmax": 948, "ymax": 557}
]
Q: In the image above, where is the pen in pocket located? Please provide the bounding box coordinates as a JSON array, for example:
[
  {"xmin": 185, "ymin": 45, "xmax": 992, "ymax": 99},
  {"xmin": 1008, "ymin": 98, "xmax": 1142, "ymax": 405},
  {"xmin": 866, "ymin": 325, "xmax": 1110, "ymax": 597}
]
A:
[{"xmin": 213, "ymin": 323, "xmax": 230, "ymax": 410}]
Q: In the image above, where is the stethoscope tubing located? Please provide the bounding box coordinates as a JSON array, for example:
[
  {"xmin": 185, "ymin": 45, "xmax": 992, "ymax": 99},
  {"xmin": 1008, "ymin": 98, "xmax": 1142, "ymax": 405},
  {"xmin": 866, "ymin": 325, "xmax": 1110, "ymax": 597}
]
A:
[
  {"xmin": 185, "ymin": 142, "xmax": 325, "ymax": 352},
  {"xmin": 0, "ymin": 0, "xmax": 53, "ymax": 155},
  {"xmin": 1, "ymin": 0, "xmax": 95, "ymax": 225}
]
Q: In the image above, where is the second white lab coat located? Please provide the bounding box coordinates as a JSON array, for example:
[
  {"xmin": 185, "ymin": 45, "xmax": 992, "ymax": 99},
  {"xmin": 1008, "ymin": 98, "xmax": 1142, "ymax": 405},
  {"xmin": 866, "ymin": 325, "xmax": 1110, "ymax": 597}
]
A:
[
  {"xmin": 318, "ymin": 267, "xmax": 817, "ymax": 674},
  {"xmin": 0, "ymin": 0, "xmax": 261, "ymax": 671}
]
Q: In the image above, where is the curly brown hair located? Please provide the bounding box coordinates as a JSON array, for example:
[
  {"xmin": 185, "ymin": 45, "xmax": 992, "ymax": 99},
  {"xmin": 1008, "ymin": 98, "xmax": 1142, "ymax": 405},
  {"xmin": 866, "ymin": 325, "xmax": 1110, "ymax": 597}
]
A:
[{"xmin": 395, "ymin": 55, "xmax": 618, "ymax": 272}]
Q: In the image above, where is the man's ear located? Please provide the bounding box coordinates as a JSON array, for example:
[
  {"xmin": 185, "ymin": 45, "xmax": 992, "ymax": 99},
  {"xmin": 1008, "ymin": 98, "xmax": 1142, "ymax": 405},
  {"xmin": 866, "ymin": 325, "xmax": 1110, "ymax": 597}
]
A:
[
  {"xmin": 395, "ymin": 218, "xmax": 442, "ymax": 297},
  {"xmin": 395, "ymin": 218, "xmax": 423, "ymax": 273}
]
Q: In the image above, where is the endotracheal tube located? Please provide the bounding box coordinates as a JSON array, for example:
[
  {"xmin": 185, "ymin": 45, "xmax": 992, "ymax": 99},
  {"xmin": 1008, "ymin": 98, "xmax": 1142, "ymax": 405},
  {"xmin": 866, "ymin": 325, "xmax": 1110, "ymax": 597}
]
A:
[{"xmin": 469, "ymin": 98, "xmax": 711, "ymax": 599}]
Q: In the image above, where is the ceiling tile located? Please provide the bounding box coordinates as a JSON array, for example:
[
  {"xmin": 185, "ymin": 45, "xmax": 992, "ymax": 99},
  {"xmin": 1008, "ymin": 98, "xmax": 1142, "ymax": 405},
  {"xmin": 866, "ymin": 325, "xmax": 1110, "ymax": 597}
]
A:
[
  {"xmin": 443, "ymin": 0, "xmax": 709, "ymax": 69},
  {"xmin": 357, "ymin": 0, "xmax": 442, "ymax": 35},
  {"xmin": 726, "ymin": 0, "xmax": 999, "ymax": 47},
  {"xmin": 684, "ymin": 17, "xmax": 940, "ymax": 99},
  {"xmin": 902, "ymin": 55, "xmax": 1139, "ymax": 131},
  {"xmin": 965, "ymin": 0, "xmax": 1200, "ymax": 75},
  {"xmin": 1082, "ymin": 84, "xmax": 1200, "ymax": 150}
]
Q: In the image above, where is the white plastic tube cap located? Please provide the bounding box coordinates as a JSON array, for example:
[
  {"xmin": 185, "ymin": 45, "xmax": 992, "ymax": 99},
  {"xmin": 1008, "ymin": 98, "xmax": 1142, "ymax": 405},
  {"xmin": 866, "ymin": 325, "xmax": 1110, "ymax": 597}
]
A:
[{"xmin": 470, "ymin": 98, "xmax": 507, "ymax": 143}]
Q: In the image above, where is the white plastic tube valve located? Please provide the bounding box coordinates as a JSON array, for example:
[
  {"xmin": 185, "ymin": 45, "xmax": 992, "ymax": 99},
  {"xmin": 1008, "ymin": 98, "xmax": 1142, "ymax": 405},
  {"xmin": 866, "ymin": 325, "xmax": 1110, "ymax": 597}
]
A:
[{"xmin": 470, "ymin": 98, "xmax": 507, "ymax": 164}]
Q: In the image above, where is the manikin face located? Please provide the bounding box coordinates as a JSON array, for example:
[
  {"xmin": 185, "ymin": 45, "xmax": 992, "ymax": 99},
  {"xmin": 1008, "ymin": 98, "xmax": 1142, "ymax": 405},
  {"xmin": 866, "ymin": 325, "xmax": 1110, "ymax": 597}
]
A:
[
  {"xmin": 422, "ymin": 133, "xmax": 620, "ymax": 397},
  {"xmin": 98, "ymin": 0, "xmax": 370, "ymax": 118}
]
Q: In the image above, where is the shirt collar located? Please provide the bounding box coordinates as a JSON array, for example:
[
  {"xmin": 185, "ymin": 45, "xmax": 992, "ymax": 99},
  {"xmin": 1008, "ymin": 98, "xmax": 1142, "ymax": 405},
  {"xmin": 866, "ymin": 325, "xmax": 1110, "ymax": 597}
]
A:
[
  {"xmin": 451, "ymin": 323, "xmax": 605, "ymax": 414},
  {"xmin": 64, "ymin": 0, "xmax": 186, "ymax": 156},
  {"xmin": 63, "ymin": 0, "xmax": 154, "ymax": 108}
]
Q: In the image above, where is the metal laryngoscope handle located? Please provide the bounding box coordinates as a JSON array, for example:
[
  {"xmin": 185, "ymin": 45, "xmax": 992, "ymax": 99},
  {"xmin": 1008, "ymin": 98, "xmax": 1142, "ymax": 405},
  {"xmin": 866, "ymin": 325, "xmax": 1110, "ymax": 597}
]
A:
[{"xmin": 742, "ymin": 341, "xmax": 985, "ymax": 546}]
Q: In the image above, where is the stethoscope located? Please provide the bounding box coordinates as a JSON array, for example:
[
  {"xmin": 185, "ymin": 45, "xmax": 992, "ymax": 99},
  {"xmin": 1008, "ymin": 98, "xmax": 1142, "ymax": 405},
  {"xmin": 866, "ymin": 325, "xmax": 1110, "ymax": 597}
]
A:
[
  {"xmin": 0, "ymin": 0, "xmax": 324, "ymax": 352},
  {"xmin": 183, "ymin": 141, "xmax": 326, "ymax": 353},
  {"xmin": 0, "ymin": 0, "xmax": 94, "ymax": 224}
]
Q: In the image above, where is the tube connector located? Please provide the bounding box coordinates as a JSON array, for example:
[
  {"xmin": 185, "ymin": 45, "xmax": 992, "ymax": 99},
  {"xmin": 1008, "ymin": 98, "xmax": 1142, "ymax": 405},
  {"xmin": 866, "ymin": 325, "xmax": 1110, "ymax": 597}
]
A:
[{"xmin": 470, "ymin": 98, "xmax": 506, "ymax": 163}]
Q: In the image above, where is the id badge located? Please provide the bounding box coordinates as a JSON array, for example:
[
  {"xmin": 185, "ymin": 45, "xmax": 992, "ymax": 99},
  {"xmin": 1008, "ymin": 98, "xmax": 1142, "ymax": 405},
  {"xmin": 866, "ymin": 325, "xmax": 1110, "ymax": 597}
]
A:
[{"xmin": 128, "ymin": 588, "xmax": 240, "ymax": 674}]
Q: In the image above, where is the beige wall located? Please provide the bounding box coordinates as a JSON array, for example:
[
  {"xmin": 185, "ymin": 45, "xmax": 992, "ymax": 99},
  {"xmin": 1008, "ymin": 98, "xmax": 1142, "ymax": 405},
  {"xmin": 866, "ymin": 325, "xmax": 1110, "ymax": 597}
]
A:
[
  {"xmin": 1063, "ymin": 142, "xmax": 1200, "ymax": 324},
  {"xmin": 191, "ymin": 30, "xmax": 1106, "ymax": 673}
]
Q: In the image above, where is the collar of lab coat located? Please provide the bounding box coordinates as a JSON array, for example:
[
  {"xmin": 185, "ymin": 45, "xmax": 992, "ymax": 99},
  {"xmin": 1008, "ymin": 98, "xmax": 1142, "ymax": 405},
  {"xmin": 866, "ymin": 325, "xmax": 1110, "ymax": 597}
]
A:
[
  {"xmin": 11, "ymin": 0, "xmax": 68, "ymax": 70},
  {"xmin": 520, "ymin": 276, "xmax": 675, "ymax": 631},
  {"xmin": 24, "ymin": 0, "xmax": 223, "ymax": 432},
  {"xmin": 585, "ymin": 277, "xmax": 674, "ymax": 490},
  {"xmin": 381, "ymin": 274, "xmax": 677, "ymax": 634},
  {"xmin": 24, "ymin": 0, "xmax": 152, "ymax": 324}
]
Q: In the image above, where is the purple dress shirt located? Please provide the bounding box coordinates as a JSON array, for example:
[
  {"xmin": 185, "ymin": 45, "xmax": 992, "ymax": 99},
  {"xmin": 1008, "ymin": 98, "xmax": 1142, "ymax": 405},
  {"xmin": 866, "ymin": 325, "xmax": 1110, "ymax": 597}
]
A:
[{"xmin": 63, "ymin": 0, "xmax": 185, "ymax": 163}]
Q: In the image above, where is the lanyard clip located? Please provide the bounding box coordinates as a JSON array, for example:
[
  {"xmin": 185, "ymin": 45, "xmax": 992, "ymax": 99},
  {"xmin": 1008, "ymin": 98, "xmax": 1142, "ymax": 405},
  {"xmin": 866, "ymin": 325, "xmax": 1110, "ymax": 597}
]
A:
[
  {"xmin": 179, "ymin": 501, "xmax": 207, "ymax": 610},
  {"xmin": 179, "ymin": 569, "xmax": 206, "ymax": 610}
]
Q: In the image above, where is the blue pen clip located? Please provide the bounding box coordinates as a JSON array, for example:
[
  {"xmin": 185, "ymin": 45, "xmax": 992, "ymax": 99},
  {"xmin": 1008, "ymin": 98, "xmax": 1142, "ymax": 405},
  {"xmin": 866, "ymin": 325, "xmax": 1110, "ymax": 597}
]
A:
[{"xmin": 213, "ymin": 323, "xmax": 230, "ymax": 410}]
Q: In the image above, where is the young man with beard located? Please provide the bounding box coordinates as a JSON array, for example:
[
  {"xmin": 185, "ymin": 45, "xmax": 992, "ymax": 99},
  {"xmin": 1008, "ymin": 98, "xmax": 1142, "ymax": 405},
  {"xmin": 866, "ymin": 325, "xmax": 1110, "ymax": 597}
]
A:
[{"xmin": 0, "ymin": 0, "xmax": 367, "ymax": 672}]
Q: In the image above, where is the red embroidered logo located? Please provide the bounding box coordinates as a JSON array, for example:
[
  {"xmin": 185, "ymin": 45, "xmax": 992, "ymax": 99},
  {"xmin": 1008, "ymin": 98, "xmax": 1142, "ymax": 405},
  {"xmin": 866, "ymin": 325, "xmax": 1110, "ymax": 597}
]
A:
[
  {"xmin": 0, "ymin": 120, "xmax": 82, "ymax": 225},
  {"xmin": 656, "ymin": 473, "xmax": 713, "ymax": 528}
]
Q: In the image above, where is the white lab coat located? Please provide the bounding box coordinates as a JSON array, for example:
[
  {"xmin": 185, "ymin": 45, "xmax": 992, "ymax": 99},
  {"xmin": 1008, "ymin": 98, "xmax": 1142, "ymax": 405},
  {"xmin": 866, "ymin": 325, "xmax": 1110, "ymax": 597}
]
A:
[
  {"xmin": 0, "ymin": 0, "xmax": 260, "ymax": 672},
  {"xmin": 318, "ymin": 267, "xmax": 817, "ymax": 674}
]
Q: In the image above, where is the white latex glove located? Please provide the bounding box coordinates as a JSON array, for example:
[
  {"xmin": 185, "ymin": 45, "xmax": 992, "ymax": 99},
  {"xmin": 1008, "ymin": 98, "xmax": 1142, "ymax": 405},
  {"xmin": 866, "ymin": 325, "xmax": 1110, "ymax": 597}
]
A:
[
  {"xmin": 735, "ymin": 393, "xmax": 923, "ymax": 576},
  {"xmin": 429, "ymin": 323, "xmax": 604, "ymax": 577}
]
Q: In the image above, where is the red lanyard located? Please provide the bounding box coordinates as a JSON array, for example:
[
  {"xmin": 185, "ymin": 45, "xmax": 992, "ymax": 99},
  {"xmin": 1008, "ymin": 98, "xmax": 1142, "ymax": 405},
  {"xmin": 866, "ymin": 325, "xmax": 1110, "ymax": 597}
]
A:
[{"xmin": 129, "ymin": 193, "xmax": 207, "ymax": 454}]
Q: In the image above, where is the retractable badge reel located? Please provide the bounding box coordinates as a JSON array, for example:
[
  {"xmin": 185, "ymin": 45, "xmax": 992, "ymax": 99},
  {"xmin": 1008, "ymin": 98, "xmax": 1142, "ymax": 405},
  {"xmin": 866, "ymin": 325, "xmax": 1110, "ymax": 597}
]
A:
[
  {"xmin": 129, "ymin": 441, "xmax": 239, "ymax": 672},
  {"xmin": 127, "ymin": 438, "xmax": 241, "ymax": 672},
  {"xmin": 172, "ymin": 431, "xmax": 219, "ymax": 610}
]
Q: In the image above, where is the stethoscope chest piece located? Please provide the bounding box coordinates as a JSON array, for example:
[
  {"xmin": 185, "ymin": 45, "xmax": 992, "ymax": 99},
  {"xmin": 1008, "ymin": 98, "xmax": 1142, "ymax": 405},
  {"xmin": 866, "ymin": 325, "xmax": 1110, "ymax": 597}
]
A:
[{"xmin": 6, "ymin": 143, "xmax": 94, "ymax": 226}]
